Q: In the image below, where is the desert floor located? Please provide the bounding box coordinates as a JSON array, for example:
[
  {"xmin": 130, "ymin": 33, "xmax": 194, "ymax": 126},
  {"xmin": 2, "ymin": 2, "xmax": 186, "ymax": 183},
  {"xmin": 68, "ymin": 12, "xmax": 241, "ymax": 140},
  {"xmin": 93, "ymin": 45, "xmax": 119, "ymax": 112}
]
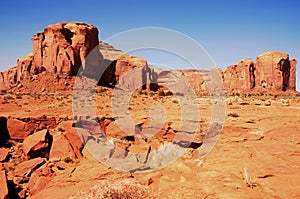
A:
[{"xmin": 1, "ymin": 90, "xmax": 299, "ymax": 199}]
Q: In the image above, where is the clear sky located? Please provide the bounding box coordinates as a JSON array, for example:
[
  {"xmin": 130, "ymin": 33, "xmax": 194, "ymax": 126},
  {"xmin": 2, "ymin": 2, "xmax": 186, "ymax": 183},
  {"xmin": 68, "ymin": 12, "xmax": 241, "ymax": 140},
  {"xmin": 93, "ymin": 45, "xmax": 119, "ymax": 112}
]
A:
[{"xmin": 0, "ymin": 0, "xmax": 299, "ymax": 90}]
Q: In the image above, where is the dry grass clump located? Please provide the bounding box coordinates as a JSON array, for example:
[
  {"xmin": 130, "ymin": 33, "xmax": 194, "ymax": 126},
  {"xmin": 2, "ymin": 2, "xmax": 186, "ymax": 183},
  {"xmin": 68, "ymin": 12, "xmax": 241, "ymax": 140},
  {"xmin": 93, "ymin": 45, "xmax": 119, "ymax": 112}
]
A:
[{"xmin": 69, "ymin": 179, "xmax": 155, "ymax": 199}]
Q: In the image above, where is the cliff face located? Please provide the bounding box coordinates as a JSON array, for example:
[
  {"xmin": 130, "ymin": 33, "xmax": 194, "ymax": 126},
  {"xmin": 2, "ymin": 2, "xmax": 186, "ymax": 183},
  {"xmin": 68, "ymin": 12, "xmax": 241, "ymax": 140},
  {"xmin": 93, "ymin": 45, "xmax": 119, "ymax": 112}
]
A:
[
  {"xmin": 18, "ymin": 22, "xmax": 100, "ymax": 80},
  {"xmin": 223, "ymin": 52, "xmax": 297, "ymax": 93},
  {"xmin": 0, "ymin": 22, "xmax": 296, "ymax": 94},
  {"xmin": 0, "ymin": 22, "xmax": 157, "ymax": 92}
]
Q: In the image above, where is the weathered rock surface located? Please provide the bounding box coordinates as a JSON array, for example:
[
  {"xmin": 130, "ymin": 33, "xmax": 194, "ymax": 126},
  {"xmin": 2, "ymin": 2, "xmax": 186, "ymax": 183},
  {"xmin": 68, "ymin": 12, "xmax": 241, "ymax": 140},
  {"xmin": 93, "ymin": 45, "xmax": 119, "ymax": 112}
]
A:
[
  {"xmin": 99, "ymin": 53, "xmax": 158, "ymax": 91},
  {"xmin": 0, "ymin": 22, "xmax": 101, "ymax": 91},
  {"xmin": 23, "ymin": 22, "xmax": 100, "ymax": 78},
  {"xmin": 58, "ymin": 121, "xmax": 83, "ymax": 159},
  {"xmin": 0, "ymin": 22, "xmax": 158, "ymax": 92},
  {"xmin": 7, "ymin": 119, "xmax": 31, "ymax": 140},
  {"xmin": 7, "ymin": 117, "xmax": 57, "ymax": 140},
  {"xmin": 49, "ymin": 133, "xmax": 75, "ymax": 161},
  {"xmin": 22, "ymin": 129, "xmax": 52, "ymax": 159},
  {"xmin": 0, "ymin": 148, "xmax": 9, "ymax": 162},
  {"xmin": 223, "ymin": 58, "xmax": 255, "ymax": 92},
  {"xmin": 223, "ymin": 52, "xmax": 297, "ymax": 93},
  {"xmin": 27, "ymin": 167, "xmax": 54, "ymax": 196},
  {"xmin": 14, "ymin": 157, "xmax": 45, "ymax": 177},
  {"xmin": 0, "ymin": 170, "xmax": 9, "ymax": 199}
]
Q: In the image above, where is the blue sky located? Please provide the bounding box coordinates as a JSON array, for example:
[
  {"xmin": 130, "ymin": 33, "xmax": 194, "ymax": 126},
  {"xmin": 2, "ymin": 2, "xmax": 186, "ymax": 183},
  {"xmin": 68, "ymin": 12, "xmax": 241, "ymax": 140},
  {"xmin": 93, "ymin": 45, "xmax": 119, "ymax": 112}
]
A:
[{"xmin": 0, "ymin": 0, "xmax": 299, "ymax": 90}]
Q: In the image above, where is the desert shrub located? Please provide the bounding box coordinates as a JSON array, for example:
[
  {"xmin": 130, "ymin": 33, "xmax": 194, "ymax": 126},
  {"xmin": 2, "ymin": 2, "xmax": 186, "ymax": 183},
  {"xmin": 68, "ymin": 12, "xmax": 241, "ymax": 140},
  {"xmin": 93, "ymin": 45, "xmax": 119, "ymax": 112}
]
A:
[
  {"xmin": 158, "ymin": 90, "xmax": 165, "ymax": 96},
  {"xmin": 175, "ymin": 92, "xmax": 184, "ymax": 97},
  {"xmin": 228, "ymin": 113, "xmax": 239, "ymax": 117},
  {"xmin": 70, "ymin": 179, "xmax": 155, "ymax": 199},
  {"xmin": 165, "ymin": 91, "xmax": 173, "ymax": 96},
  {"xmin": 3, "ymin": 94, "xmax": 14, "ymax": 100},
  {"xmin": 96, "ymin": 87, "xmax": 107, "ymax": 93},
  {"xmin": 172, "ymin": 99, "xmax": 178, "ymax": 103},
  {"xmin": 149, "ymin": 91, "xmax": 155, "ymax": 97}
]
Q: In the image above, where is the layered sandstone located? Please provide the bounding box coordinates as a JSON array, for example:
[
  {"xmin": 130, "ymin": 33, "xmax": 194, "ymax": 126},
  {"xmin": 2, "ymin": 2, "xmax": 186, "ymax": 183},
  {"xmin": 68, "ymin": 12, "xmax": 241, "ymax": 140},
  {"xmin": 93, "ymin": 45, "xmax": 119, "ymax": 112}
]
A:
[
  {"xmin": 0, "ymin": 22, "xmax": 158, "ymax": 92},
  {"xmin": 0, "ymin": 22, "xmax": 296, "ymax": 94},
  {"xmin": 100, "ymin": 54, "xmax": 158, "ymax": 91},
  {"xmin": 223, "ymin": 52, "xmax": 297, "ymax": 93}
]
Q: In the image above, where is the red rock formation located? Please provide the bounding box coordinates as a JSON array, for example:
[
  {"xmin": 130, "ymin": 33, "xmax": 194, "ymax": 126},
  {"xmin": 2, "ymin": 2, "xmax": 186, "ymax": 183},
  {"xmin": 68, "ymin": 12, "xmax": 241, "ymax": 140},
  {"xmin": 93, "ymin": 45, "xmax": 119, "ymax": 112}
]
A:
[
  {"xmin": 14, "ymin": 157, "xmax": 45, "ymax": 177},
  {"xmin": 223, "ymin": 52, "xmax": 297, "ymax": 93},
  {"xmin": 7, "ymin": 117, "xmax": 57, "ymax": 140},
  {"xmin": 7, "ymin": 119, "xmax": 31, "ymax": 140},
  {"xmin": 0, "ymin": 22, "xmax": 101, "ymax": 91},
  {"xmin": 255, "ymin": 52, "xmax": 287, "ymax": 91},
  {"xmin": 0, "ymin": 148, "xmax": 9, "ymax": 162},
  {"xmin": 0, "ymin": 22, "xmax": 157, "ymax": 92},
  {"xmin": 27, "ymin": 167, "xmax": 54, "ymax": 196},
  {"xmin": 49, "ymin": 133, "xmax": 76, "ymax": 161},
  {"xmin": 0, "ymin": 67, "xmax": 17, "ymax": 90},
  {"xmin": 100, "ymin": 54, "xmax": 158, "ymax": 91},
  {"xmin": 28, "ymin": 22, "xmax": 100, "ymax": 77},
  {"xmin": 223, "ymin": 58, "xmax": 255, "ymax": 93},
  {"xmin": 22, "ymin": 129, "xmax": 52, "ymax": 159},
  {"xmin": 0, "ymin": 170, "xmax": 9, "ymax": 199}
]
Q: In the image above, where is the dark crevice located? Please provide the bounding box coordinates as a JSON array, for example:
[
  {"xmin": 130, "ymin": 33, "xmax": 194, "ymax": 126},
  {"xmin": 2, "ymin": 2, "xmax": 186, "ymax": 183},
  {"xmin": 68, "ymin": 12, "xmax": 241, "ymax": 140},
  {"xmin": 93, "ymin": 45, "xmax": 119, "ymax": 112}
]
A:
[
  {"xmin": 249, "ymin": 63, "xmax": 255, "ymax": 89},
  {"xmin": 279, "ymin": 59, "xmax": 290, "ymax": 91},
  {"xmin": 61, "ymin": 28, "xmax": 74, "ymax": 45}
]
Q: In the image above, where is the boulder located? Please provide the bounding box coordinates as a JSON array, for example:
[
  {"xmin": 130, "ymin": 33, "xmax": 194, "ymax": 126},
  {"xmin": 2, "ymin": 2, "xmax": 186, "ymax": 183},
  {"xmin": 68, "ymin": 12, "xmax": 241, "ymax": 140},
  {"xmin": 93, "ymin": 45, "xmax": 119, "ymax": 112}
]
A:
[
  {"xmin": 14, "ymin": 157, "xmax": 45, "ymax": 177},
  {"xmin": 0, "ymin": 148, "xmax": 10, "ymax": 162},
  {"xmin": 0, "ymin": 117, "xmax": 10, "ymax": 147},
  {"xmin": 27, "ymin": 167, "xmax": 54, "ymax": 196},
  {"xmin": 100, "ymin": 54, "xmax": 158, "ymax": 91},
  {"xmin": 49, "ymin": 132, "xmax": 75, "ymax": 161},
  {"xmin": 59, "ymin": 121, "xmax": 83, "ymax": 158},
  {"xmin": 0, "ymin": 170, "xmax": 9, "ymax": 199},
  {"xmin": 22, "ymin": 129, "xmax": 52, "ymax": 159},
  {"xmin": 7, "ymin": 119, "xmax": 31, "ymax": 140}
]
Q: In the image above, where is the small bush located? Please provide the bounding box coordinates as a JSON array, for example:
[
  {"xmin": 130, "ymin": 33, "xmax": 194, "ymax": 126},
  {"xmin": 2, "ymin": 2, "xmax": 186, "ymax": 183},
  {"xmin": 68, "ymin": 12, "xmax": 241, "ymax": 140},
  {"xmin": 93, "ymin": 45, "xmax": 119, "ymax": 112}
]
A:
[
  {"xmin": 228, "ymin": 113, "xmax": 239, "ymax": 117},
  {"xmin": 70, "ymin": 179, "xmax": 155, "ymax": 199},
  {"xmin": 165, "ymin": 91, "xmax": 173, "ymax": 96},
  {"xmin": 158, "ymin": 90, "xmax": 165, "ymax": 96},
  {"xmin": 149, "ymin": 91, "xmax": 155, "ymax": 97},
  {"xmin": 3, "ymin": 94, "xmax": 14, "ymax": 100},
  {"xmin": 175, "ymin": 92, "xmax": 184, "ymax": 97}
]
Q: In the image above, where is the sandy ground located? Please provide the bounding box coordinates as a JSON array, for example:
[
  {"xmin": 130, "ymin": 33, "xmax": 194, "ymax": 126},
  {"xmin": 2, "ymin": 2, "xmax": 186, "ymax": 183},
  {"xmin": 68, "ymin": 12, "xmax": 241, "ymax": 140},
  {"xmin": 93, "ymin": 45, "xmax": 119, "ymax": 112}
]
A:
[{"xmin": 1, "ymin": 90, "xmax": 299, "ymax": 199}]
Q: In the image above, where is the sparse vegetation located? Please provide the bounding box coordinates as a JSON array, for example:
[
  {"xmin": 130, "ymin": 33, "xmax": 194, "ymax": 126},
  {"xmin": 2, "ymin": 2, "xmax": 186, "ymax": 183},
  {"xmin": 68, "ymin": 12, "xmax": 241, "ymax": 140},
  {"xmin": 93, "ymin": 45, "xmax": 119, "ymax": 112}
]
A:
[
  {"xmin": 165, "ymin": 91, "xmax": 173, "ymax": 96},
  {"xmin": 70, "ymin": 179, "xmax": 155, "ymax": 199},
  {"xmin": 228, "ymin": 113, "xmax": 239, "ymax": 118},
  {"xmin": 158, "ymin": 90, "xmax": 165, "ymax": 96}
]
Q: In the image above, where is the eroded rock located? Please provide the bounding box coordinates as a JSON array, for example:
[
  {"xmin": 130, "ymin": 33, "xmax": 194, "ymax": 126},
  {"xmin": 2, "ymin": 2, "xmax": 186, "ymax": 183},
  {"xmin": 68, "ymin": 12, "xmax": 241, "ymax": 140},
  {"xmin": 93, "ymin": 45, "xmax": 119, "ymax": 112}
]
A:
[
  {"xmin": 22, "ymin": 129, "xmax": 52, "ymax": 159},
  {"xmin": 0, "ymin": 170, "xmax": 9, "ymax": 199}
]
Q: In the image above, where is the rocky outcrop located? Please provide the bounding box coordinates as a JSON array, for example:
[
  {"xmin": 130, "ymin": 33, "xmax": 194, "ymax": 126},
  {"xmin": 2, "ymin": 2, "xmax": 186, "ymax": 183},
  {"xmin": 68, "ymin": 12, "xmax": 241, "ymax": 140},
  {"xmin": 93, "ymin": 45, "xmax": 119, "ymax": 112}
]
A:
[
  {"xmin": 22, "ymin": 129, "xmax": 52, "ymax": 159},
  {"xmin": 223, "ymin": 52, "xmax": 297, "ymax": 93},
  {"xmin": 0, "ymin": 170, "xmax": 9, "ymax": 199},
  {"xmin": 255, "ymin": 52, "xmax": 296, "ymax": 91},
  {"xmin": 100, "ymin": 54, "xmax": 158, "ymax": 91},
  {"xmin": 0, "ymin": 22, "xmax": 158, "ymax": 92},
  {"xmin": 0, "ymin": 22, "xmax": 101, "ymax": 91},
  {"xmin": 223, "ymin": 58, "xmax": 255, "ymax": 92},
  {"xmin": 27, "ymin": 22, "xmax": 100, "ymax": 77}
]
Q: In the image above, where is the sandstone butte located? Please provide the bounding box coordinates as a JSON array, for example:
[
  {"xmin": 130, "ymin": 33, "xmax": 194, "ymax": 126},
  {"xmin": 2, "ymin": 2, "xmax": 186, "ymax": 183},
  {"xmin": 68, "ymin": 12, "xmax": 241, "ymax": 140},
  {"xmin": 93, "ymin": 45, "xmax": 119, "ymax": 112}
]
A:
[
  {"xmin": 0, "ymin": 21, "xmax": 297, "ymax": 94},
  {"xmin": 0, "ymin": 22, "xmax": 158, "ymax": 93}
]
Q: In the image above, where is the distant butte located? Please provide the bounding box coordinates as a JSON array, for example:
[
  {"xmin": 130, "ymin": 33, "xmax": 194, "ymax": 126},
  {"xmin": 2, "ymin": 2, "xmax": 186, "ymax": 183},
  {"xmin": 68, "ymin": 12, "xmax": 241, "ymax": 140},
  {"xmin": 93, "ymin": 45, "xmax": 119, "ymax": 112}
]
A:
[{"xmin": 0, "ymin": 22, "xmax": 297, "ymax": 94}]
